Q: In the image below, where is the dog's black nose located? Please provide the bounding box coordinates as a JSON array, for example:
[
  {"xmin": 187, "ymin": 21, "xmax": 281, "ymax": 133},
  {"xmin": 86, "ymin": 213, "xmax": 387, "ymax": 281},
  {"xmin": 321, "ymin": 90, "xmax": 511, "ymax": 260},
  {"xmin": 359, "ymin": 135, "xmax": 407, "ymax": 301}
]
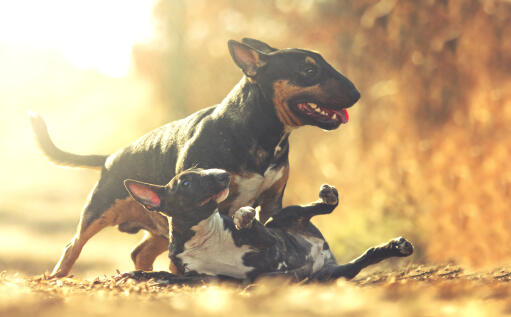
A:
[
  {"xmin": 346, "ymin": 88, "xmax": 360, "ymax": 107},
  {"xmin": 351, "ymin": 89, "xmax": 361, "ymax": 102},
  {"xmin": 215, "ymin": 172, "xmax": 230, "ymax": 187}
]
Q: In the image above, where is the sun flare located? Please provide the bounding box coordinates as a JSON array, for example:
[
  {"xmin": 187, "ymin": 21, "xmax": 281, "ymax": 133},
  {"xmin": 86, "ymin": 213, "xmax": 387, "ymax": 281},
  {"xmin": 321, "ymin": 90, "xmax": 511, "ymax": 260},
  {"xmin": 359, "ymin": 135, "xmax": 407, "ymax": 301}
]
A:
[{"xmin": 0, "ymin": 0, "xmax": 156, "ymax": 77}]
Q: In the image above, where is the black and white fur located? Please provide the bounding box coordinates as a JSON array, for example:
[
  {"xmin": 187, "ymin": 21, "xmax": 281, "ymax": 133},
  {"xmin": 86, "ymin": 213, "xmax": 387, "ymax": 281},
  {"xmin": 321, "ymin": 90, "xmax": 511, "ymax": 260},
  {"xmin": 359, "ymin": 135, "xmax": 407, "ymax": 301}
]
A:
[{"xmin": 125, "ymin": 168, "xmax": 413, "ymax": 282}]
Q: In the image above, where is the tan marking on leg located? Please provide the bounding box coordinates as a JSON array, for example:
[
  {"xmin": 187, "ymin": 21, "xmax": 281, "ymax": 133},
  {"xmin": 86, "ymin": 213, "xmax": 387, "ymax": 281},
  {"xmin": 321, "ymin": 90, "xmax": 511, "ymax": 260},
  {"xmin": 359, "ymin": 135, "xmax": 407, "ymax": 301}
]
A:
[
  {"xmin": 109, "ymin": 198, "xmax": 170, "ymax": 237},
  {"xmin": 51, "ymin": 206, "xmax": 120, "ymax": 277},
  {"xmin": 131, "ymin": 233, "xmax": 169, "ymax": 271},
  {"xmin": 108, "ymin": 198, "xmax": 169, "ymax": 270},
  {"xmin": 51, "ymin": 197, "xmax": 169, "ymax": 277}
]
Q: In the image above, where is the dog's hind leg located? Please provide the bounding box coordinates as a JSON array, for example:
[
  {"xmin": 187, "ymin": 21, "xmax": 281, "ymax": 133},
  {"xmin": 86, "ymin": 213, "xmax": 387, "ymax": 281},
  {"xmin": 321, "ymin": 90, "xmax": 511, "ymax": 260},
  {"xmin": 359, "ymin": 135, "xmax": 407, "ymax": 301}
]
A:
[
  {"xmin": 51, "ymin": 208, "xmax": 112, "ymax": 277},
  {"xmin": 315, "ymin": 237, "xmax": 414, "ymax": 281},
  {"xmin": 130, "ymin": 233, "xmax": 169, "ymax": 271},
  {"xmin": 118, "ymin": 206, "xmax": 170, "ymax": 271},
  {"xmin": 51, "ymin": 219, "xmax": 109, "ymax": 277},
  {"xmin": 50, "ymin": 181, "xmax": 126, "ymax": 278}
]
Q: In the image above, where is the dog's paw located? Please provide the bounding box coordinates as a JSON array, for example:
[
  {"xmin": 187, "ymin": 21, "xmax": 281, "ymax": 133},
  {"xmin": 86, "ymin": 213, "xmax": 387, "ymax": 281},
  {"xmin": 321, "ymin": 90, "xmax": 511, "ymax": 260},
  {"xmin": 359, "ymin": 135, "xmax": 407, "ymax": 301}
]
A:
[
  {"xmin": 319, "ymin": 184, "xmax": 338, "ymax": 205},
  {"xmin": 388, "ymin": 237, "xmax": 414, "ymax": 257},
  {"xmin": 233, "ymin": 206, "xmax": 256, "ymax": 230}
]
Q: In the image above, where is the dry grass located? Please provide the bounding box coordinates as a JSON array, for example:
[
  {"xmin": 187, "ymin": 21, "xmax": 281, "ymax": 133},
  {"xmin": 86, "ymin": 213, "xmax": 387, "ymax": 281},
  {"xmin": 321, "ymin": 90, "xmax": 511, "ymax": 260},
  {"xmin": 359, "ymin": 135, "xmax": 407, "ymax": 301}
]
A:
[{"xmin": 3, "ymin": 265, "xmax": 511, "ymax": 317}]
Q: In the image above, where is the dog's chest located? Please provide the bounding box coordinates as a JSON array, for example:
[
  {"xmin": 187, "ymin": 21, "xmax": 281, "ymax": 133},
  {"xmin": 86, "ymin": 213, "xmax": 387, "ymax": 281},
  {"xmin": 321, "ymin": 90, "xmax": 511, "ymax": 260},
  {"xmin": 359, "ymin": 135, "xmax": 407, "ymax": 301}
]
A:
[
  {"xmin": 228, "ymin": 165, "xmax": 287, "ymax": 212},
  {"xmin": 177, "ymin": 213, "xmax": 253, "ymax": 279}
]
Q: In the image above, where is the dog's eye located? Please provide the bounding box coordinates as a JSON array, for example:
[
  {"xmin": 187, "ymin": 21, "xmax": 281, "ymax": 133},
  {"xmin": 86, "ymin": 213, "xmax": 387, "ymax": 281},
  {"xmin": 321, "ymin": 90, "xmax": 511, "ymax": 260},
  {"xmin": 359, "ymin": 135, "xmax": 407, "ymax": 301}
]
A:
[
  {"xmin": 303, "ymin": 65, "xmax": 318, "ymax": 77},
  {"xmin": 182, "ymin": 180, "xmax": 190, "ymax": 188}
]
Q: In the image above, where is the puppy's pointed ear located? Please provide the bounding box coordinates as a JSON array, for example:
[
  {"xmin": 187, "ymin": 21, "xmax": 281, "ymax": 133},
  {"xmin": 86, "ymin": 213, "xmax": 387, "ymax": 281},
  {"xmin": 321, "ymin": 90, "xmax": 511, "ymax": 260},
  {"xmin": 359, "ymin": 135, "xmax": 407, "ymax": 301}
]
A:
[
  {"xmin": 124, "ymin": 179, "xmax": 166, "ymax": 211},
  {"xmin": 228, "ymin": 40, "xmax": 268, "ymax": 77},
  {"xmin": 241, "ymin": 38, "xmax": 277, "ymax": 53}
]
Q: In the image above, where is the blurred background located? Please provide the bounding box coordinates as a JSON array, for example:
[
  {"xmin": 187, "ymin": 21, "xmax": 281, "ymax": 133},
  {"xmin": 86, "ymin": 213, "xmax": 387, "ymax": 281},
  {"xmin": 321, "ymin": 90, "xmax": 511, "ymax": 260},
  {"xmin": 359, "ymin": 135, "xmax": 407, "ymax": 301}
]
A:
[{"xmin": 0, "ymin": 0, "xmax": 510, "ymax": 277}]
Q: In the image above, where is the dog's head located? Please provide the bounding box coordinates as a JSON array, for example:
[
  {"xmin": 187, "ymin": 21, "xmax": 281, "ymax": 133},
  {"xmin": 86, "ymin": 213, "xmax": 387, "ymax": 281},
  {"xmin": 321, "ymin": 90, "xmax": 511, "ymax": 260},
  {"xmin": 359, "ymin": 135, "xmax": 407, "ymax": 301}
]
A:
[
  {"xmin": 124, "ymin": 168, "xmax": 230, "ymax": 223},
  {"xmin": 228, "ymin": 38, "xmax": 360, "ymax": 130}
]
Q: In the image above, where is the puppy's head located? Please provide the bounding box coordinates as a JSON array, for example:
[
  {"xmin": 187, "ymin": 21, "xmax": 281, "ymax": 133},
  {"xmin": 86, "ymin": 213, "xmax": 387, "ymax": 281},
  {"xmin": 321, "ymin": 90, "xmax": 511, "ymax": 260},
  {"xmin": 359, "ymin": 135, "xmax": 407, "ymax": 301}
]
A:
[
  {"xmin": 124, "ymin": 168, "xmax": 230, "ymax": 222},
  {"xmin": 228, "ymin": 38, "xmax": 360, "ymax": 130}
]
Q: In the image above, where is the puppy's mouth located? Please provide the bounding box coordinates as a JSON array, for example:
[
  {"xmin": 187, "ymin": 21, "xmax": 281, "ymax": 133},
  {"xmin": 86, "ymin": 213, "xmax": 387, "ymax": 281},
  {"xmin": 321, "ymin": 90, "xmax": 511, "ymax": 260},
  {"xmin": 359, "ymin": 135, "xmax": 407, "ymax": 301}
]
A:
[
  {"xmin": 296, "ymin": 102, "xmax": 349, "ymax": 125},
  {"xmin": 198, "ymin": 187, "xmax": 230, "ymax": 207}
]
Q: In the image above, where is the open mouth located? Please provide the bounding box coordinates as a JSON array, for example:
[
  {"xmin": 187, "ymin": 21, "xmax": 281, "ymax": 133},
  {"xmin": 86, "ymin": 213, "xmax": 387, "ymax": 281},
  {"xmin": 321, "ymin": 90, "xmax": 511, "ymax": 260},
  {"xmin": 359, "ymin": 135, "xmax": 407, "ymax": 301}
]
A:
[
  {"xmin": 198, "ymin": 187, "xmax": 230, "ymax": 207},
  {"xmin": 296, "ymin": 102, "xmax": 349, "ymax": 125}
]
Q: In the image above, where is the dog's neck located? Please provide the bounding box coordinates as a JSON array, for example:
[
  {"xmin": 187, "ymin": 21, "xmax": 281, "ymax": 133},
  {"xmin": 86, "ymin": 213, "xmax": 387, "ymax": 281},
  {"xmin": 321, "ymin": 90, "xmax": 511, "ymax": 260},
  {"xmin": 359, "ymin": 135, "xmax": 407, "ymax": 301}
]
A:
[
  {"xmin": 179, "ymin": 211, "xmax": 222, "ymax": 249},
  {"xmin": 168, "ymin": 209, "xmax": 221, "ymax": 256},
  {"xmin": 169, "ymin": 203, "xmax": 217, "ymax": 234},
  {"xmin": 219, "ymin": 77, "xmax": 290, "ymax": 150}
]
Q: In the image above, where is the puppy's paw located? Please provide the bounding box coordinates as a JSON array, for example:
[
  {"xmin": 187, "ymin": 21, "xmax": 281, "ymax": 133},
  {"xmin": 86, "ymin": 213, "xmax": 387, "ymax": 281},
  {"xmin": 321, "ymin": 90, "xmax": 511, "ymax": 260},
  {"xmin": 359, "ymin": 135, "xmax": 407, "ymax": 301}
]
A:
[
  {"xmin": 388, "ymin": 237, "xmax": 414, "ymax": 257},
  {"xmin": 319, "ymin": 184, "xmax": 338, "ymax": 205},
  {"xmin": 233, "ymin": 206, "xmax": 256, "ymax": 230}
]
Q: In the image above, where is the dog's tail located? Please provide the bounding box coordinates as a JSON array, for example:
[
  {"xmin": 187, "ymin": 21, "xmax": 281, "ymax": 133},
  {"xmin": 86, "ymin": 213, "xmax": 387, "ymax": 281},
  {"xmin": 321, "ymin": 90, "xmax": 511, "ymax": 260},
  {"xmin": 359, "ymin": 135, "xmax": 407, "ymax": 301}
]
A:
[{"xmin": 28, "ymin": 111, "xmax": 107, "ymax": 170}]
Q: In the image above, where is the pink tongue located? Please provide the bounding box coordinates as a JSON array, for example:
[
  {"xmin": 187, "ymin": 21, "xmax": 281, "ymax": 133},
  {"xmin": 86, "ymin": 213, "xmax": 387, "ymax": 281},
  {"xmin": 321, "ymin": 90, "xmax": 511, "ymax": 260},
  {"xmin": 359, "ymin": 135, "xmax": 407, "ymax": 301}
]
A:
[
  {"xmin": 335, "ymin": 109, "xmax": 349, "ymax": 123},
  {"xmin": 342, "ymin": 109, "xmax": 349, "ymax": 123}
]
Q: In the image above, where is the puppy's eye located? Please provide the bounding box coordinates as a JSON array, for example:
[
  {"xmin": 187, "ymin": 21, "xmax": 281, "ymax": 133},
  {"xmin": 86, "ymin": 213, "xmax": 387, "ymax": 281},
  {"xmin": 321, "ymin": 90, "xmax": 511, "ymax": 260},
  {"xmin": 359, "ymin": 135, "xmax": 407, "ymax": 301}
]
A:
[{"xmin": 182, "ymin": 180, "xmax": 190, "ymax": 187}]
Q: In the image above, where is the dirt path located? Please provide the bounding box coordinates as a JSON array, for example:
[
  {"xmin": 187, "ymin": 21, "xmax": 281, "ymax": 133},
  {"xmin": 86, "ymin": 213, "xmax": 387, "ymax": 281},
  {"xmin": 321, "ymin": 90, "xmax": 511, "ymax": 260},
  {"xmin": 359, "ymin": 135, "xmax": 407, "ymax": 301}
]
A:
[{"xmin": 2, "ymin": 265, "xmax": 511, "ymax": 317}]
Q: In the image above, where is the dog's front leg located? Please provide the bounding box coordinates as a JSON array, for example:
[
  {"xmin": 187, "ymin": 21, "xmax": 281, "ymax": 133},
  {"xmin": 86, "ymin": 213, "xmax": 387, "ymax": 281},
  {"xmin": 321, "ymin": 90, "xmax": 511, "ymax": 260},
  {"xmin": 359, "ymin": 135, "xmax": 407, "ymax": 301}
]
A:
[
  {"xmin": 265, "ymin": 184, "xmax": 339, "ymax": 228},
  {"xmin": 232, "ymin": 207, "xmax": 276, "ymax": 248},
  {"xmin": 256, "ymin": 164, "xmax": 289, "ymax": 223}
]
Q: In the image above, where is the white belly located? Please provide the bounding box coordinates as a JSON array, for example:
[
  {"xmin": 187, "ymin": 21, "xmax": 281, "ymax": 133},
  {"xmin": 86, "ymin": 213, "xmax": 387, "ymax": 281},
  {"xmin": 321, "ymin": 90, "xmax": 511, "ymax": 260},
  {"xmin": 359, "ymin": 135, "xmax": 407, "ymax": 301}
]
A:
[
  {"xmin": 229, "ymin": 165, "xmax": 286, "ymax": 213},
  {"xmin": 177, "ymin": 213, "xmax": 253, "ymax": 279},
  {"xmin": 301, "ymin": 235, "xmax": 333, "ymax": 273}
]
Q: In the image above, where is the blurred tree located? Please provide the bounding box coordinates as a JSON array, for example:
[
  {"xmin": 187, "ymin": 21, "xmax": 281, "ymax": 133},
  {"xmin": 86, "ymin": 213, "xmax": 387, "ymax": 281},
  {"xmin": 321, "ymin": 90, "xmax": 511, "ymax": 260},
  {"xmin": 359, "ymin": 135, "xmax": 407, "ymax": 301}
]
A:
[{"xmin": 133, "ymin": 0, "xmax": 187, "ymax": 120}]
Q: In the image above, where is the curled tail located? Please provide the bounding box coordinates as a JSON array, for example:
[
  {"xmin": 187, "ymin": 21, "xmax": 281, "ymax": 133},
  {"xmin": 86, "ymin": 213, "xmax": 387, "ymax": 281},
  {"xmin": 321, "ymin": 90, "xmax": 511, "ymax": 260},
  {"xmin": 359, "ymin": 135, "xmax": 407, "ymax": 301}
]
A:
[{"xmin": 28, "ymin": 111, "xmax": 107, "ymax": 170}]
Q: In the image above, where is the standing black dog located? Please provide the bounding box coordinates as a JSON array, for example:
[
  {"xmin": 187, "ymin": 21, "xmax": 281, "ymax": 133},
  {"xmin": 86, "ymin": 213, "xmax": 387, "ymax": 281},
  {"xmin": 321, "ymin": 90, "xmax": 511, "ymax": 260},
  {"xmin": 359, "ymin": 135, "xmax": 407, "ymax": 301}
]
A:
[
  {"xmin": 30, "ymin": 38, "xmax": 360, "ymax": 277},
  {"xmin": 124, "ymin": 168, "xmax": 413, "ymax": 282}
]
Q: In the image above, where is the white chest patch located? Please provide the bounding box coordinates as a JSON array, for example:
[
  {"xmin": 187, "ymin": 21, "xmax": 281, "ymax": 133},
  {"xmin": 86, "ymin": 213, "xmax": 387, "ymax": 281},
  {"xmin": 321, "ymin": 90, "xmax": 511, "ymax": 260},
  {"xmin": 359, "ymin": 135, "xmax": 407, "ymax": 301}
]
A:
[
  {"xmin": 302, "ymin": 235, "xmax": 333, "ymax": 274},
  {"xmin": 229, "ymin": 165, "xmax": 286, "ymax": 213},
  {"xmin": 177, "ymin": 213, "xmax": 253, "ymax": 279}
]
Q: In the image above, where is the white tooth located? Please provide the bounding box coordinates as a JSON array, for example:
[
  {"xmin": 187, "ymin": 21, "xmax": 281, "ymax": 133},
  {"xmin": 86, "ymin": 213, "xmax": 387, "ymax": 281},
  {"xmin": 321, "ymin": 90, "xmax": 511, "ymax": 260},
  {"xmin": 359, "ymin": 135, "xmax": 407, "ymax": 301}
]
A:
[
  {"xmin": 321, "ymin": 111, "xmax": 327, "ymax": 116},
  {"xmin": 332, "ymin": 113, "xmax": 337, "ymax": 120},
  {"xmin": 309, "ymin": 103, "xmax": 317, "ymax": 109},
  {"xmin": 315, "ymin": 108, "xmax": 321, "ymax": 113}
]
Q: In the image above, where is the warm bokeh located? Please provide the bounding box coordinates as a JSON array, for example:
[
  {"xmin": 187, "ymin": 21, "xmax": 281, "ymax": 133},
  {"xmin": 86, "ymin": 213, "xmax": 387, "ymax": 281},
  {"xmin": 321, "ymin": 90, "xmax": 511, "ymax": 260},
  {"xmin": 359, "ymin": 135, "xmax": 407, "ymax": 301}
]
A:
[{"xmin": 1, "ymin": 0, "xmax": 510, "ymax": 278}]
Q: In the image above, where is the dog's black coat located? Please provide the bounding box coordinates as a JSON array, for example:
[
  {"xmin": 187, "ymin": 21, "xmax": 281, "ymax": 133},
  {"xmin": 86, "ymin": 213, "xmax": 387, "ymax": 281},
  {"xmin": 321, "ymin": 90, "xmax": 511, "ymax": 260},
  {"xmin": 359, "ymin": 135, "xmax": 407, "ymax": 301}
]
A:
[
  {"xmin": 125, "ymin": 168, "xmax": 413, "ymax": 282},
  {"xmin": 30, "ymin": 38, "xmax": 361, "ymax": 277}
]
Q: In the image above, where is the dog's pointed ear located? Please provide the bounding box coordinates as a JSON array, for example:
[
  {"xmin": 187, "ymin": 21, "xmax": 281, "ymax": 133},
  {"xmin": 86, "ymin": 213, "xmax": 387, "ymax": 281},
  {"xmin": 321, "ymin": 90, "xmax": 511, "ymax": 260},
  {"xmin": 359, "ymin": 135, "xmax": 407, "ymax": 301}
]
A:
[
  {"xmin": 124, "ymin": 179, "xmax": 166, "ymax": 211},
  {"xmin": 241, "ymin": 38, "xmax": 277, "ymax": 53},
  {"xmin": 228, "ymin": 40, "xmax": 268, "ymax": 77}
]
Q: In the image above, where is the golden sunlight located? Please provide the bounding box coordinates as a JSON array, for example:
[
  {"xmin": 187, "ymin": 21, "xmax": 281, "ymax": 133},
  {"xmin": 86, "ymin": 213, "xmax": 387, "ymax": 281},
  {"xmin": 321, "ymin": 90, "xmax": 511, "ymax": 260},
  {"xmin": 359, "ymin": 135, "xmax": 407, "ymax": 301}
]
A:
[{"xmin": 0, "ymin": 0, "xmax": 156, "ymax": 77}]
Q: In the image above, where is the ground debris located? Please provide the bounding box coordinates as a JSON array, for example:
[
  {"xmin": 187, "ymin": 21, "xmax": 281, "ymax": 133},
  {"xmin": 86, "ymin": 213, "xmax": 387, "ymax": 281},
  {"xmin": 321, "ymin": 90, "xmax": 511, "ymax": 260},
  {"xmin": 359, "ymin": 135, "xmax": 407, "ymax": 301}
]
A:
[
  {"xmin": 2, "ymin": 265, "xmax": 511, "ymax": 316},
  {"xmin": 353, "ymin": 264, "xmax": 511, "ymax": 286}
]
